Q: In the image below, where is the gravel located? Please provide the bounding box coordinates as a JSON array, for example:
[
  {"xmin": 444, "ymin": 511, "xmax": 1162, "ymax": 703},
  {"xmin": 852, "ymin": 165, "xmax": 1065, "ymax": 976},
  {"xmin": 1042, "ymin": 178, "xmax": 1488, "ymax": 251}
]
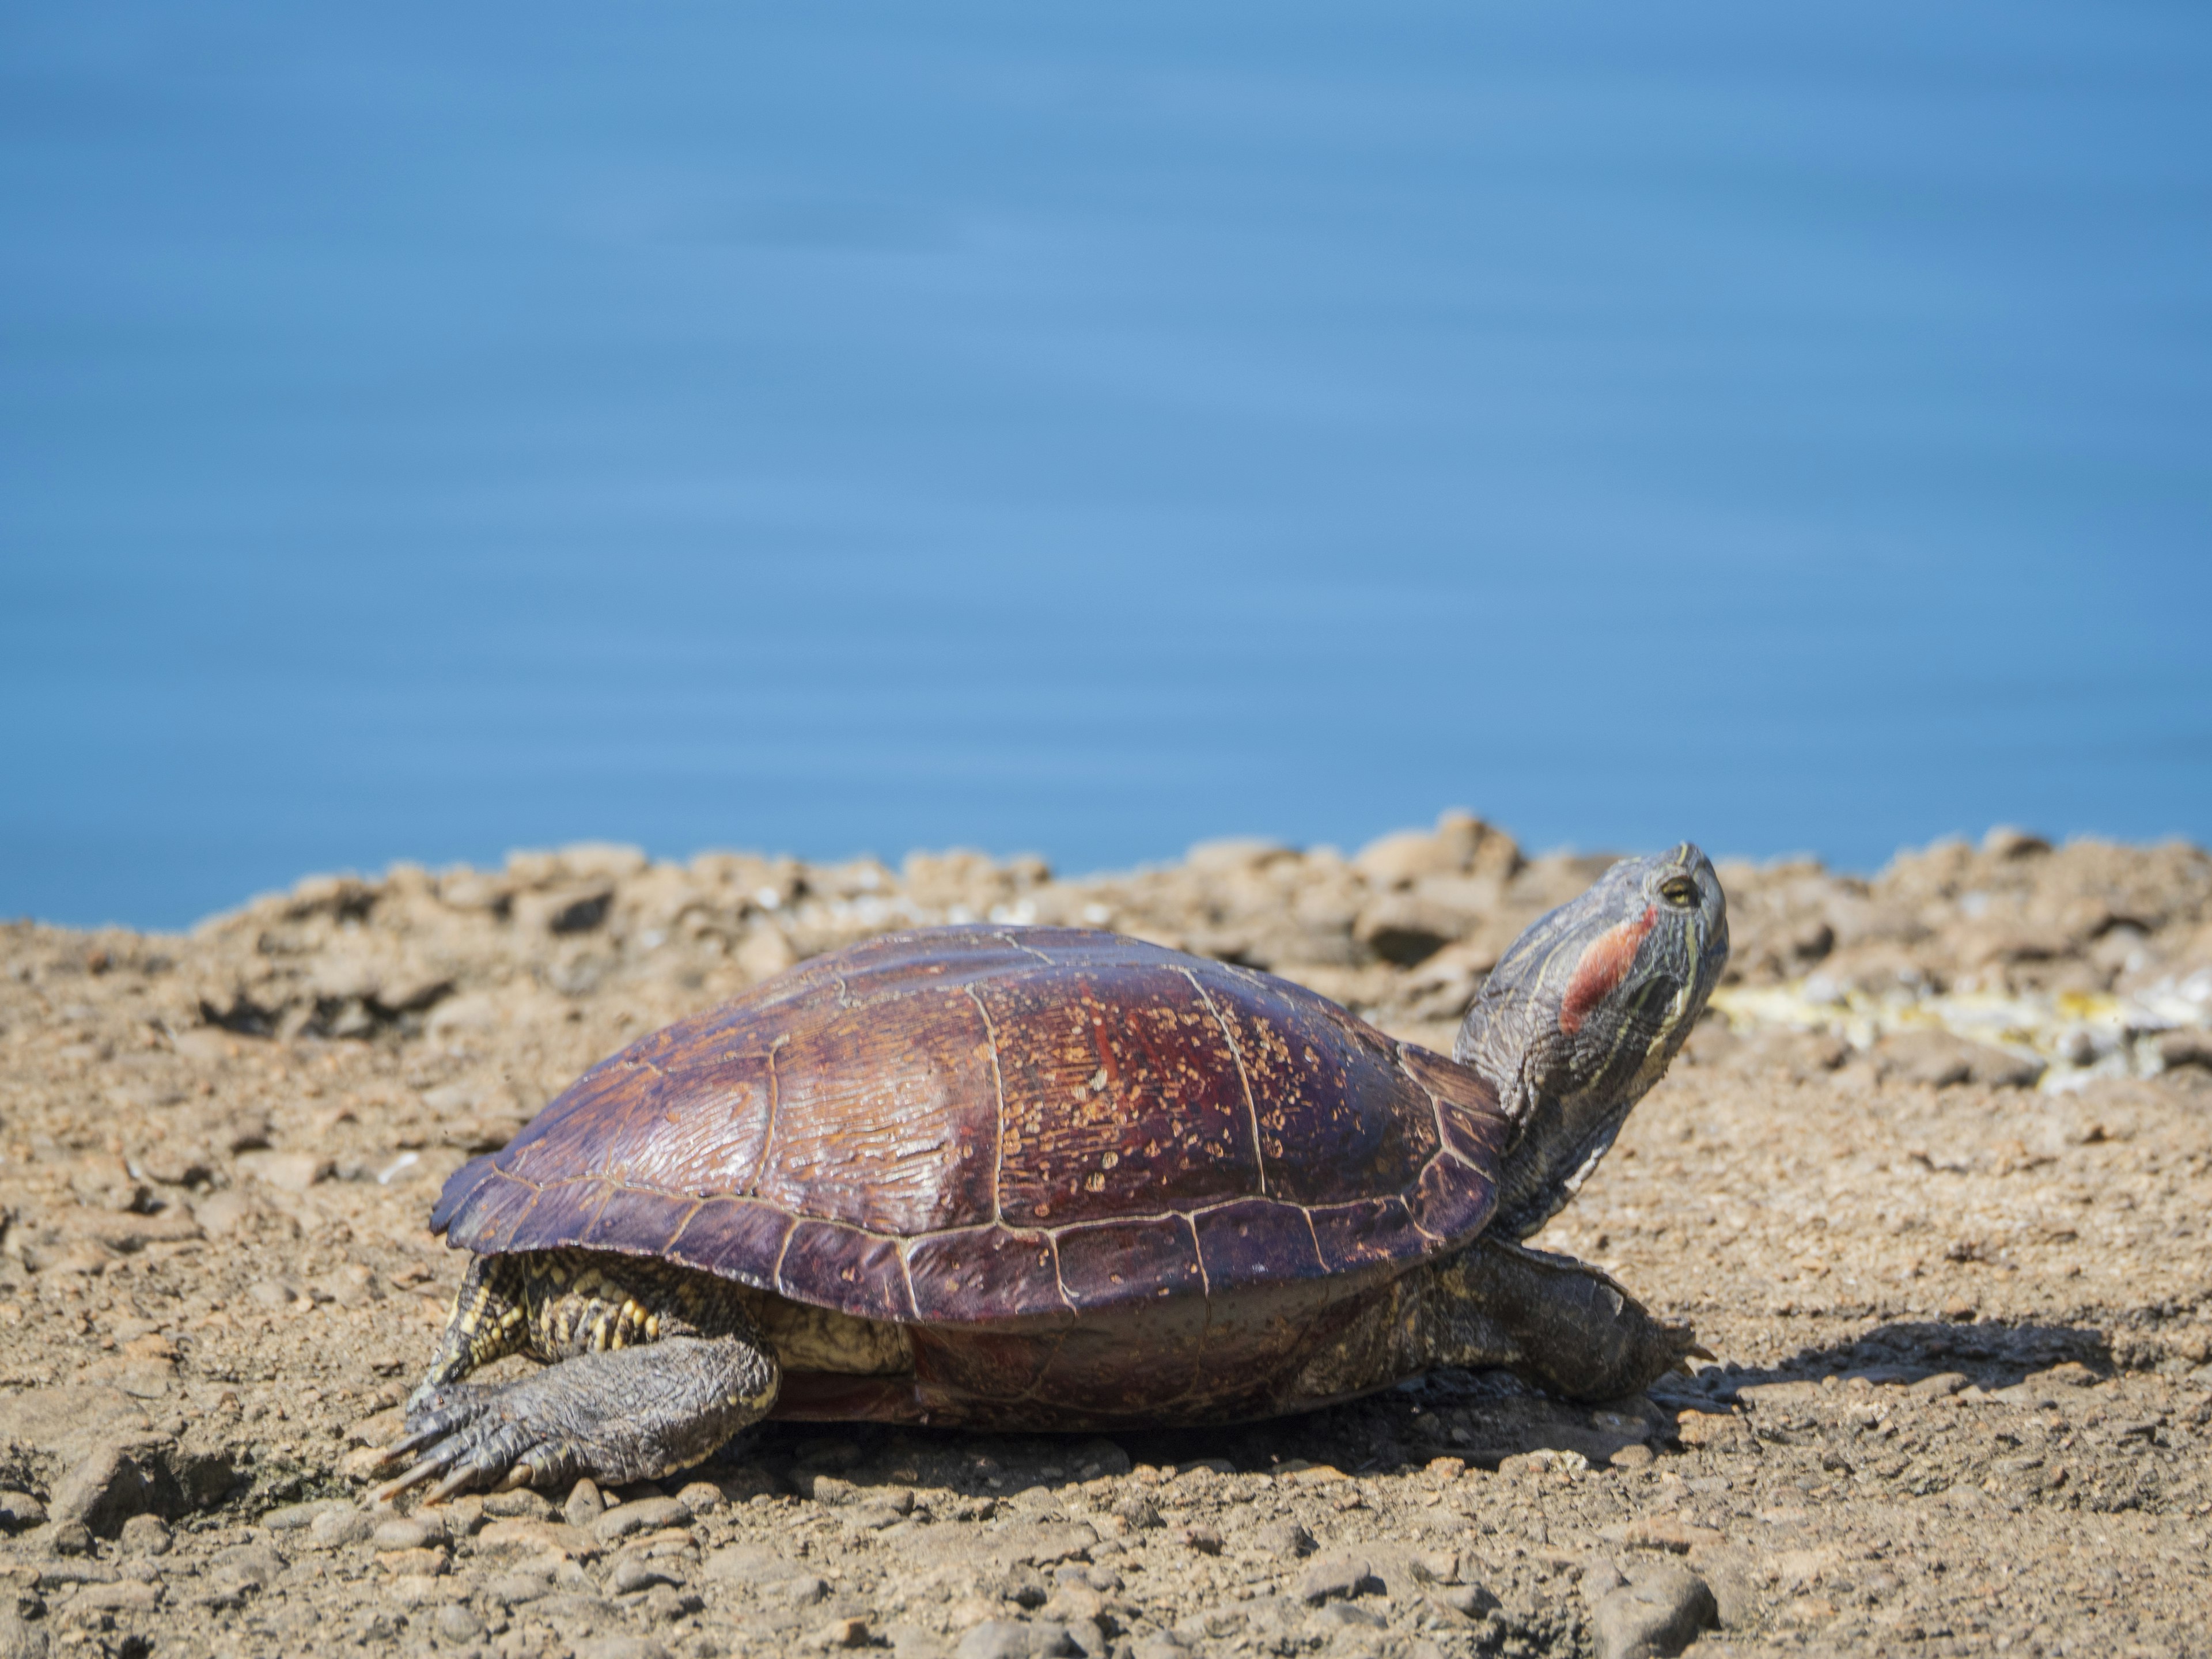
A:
[{"xmin": 2, "ymin": 816, "xmax": 2210, "ymax": 1656}]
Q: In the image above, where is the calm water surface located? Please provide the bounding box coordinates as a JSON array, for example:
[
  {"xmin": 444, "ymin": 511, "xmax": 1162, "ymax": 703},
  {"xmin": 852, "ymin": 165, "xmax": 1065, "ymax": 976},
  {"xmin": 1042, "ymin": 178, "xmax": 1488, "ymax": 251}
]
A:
[{"xmin": 3, "ymin": 3, "xmax": 2209, "ymax": 928}]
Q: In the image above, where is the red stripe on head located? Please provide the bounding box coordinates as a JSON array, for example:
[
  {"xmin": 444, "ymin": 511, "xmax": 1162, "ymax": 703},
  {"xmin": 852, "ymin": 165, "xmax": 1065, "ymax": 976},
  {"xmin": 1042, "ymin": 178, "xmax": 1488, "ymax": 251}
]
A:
[{"xmin": 1558, "ymin": 905, "xmax": 1657, "ymax": 1035}]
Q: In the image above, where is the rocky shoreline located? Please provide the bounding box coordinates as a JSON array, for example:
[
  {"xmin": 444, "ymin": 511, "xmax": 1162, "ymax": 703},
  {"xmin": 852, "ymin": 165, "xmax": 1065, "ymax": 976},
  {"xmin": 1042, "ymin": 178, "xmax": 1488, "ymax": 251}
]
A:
[{"xmin": 2, "ymin": 815, "xmax": 2209, "ymax": 1658}]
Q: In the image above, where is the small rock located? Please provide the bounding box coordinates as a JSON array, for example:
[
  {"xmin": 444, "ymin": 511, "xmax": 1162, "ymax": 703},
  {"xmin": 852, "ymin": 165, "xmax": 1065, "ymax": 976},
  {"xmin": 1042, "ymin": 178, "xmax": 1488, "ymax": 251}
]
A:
[
  {"xmin": 41, "ymin": 1522, "xmax": 92, "ymax": 1557},
  {"xmin": 48, "ymin": 1444, "xmax": 162, "ymax": 1536},
  {"xmin": 1111, "ymin": 1493, "xmax": 1160, "ymax": 1529},
  {"xmin": 956, "ymin": 1620, "xmax": 1077, "ymax": 1659},
  {"xmin": 1592, "ymin": 1566, "xmax": 1718, "ymax": 1659},
  {"xmin": 246, "ymin": 1280, "xmax": 300, "ymax": 1313},
  {"xmin": 1582, "ymin": 1560, "xmax": 1624, "ymax": 1607},
  {"xmin": 566, "ymin": 1477, "xmax": 605, "ymax": 1528},
  {"xmin": 309, "ymin": 1508, "xmax": 376, "ymax": 1549},
  {"xmin": 1909, "ymin": 1372, "xmax": 1970, "ymax": 1397},
  {"xmin": 263, "ymin": 1499, "xmax": 347, "ymax": 1532},
  {"xmin": 434, "ymin": 1603, "xmax": 485, "ymax": 1646},
  {"xmin": 612, "ymin": 1556, "xmax": 683, "ymax": 1594},
  {"xmin": 676, "ymin": 1480, "xmax": 726, "ymax": 1515},
  {"xmin": 812, "ymin": 1616, "xmax": 873, "ymax": 1649},
  {"xmin": 118, "ymin": 1514, "xmax": 171, "ymax": 1555},
  {"xmin": 642, "ymin": 1584, "xmax": 704, "ymax": 1623},
  {"xmin": 210, "ymin": 1541, "xmax": 286, "ymax": 1592},
  {"xmin": 66, "ymin": 1580, "xmax": 162, "ymax": 1616},
  {"xmin": 1609, "ymin": 1444, "xmax": 1655, "ymax": 1470},
  {"xmin": 373, "ymin": 1514, "xmax": 445, "ymax": 1552},
  {"xmin": 594, "ymin": 1496, "xmax": 691, "ymax": 1542},
  {"xmin": 1297, "ymin": 1552, "xmax": 1381, "ymax": 1605},
  {"xmin": 1176, "ymin": 1524, "xmax": 1222, "ymax": 1555},
  {"xmin": 377, "ymin": 1546, "xmax": 449, "ymax": 1578},
  {"xmin": 0, "ymin": 1492, "xmax": 46, "ymax": 1532},
  {"xmin": 1255, "ymin": 1519, "xmax": 1314, "ymax": 1557},
  {"xmin": 486, "ymin": 1571, "xmax": 552, "ymax": 1605},
  {"xmin": 573, "ymin": 1640, "xmax": 673, "ymax": 1659},
  {"xmin": 482, "ymin": 1487, "xmax": 558, "ymax": 1520},
  {"xmin": 475, "ymin": 1516, "xmax": 601, "ymax": 1559},
  {"xmin": 703, "ymin": 1544, "xmax": 807, "ymax": 1586}
]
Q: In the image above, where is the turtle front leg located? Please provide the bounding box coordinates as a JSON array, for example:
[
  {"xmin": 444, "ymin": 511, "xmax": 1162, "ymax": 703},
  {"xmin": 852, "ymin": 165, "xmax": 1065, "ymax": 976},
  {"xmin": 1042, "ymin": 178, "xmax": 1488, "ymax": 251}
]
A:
[
  {"xmin": 380, "ymin": 1249, "xmax": 781, "ymax": 1501},
  {"xmin": 1425, "ymin": 1237, "xmax": 1703, "ymax": 1402}
]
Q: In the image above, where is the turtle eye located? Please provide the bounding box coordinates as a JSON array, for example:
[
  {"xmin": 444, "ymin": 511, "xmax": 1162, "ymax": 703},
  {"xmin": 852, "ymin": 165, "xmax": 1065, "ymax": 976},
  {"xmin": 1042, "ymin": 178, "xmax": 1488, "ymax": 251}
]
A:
[{"xmin": 1659, "ymin": 876, "xmax": 1699, "ymax": 907}]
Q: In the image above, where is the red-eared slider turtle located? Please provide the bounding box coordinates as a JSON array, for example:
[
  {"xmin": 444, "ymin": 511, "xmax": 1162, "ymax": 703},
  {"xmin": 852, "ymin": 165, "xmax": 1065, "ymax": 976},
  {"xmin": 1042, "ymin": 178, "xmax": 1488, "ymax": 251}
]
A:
[{"xmin": 383, "ymin": 844, "xmax": 1728, "ymax": 1498}]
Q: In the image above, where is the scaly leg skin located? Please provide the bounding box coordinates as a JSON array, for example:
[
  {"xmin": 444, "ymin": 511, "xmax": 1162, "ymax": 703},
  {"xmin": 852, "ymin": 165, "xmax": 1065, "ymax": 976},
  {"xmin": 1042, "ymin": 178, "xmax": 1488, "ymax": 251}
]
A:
[
  {"xmin": 379, "ymin": 1249, "xmax": 781, "ymax": 1502},
  {"xmin": 1426, "ymin": 1236, "xmax": 1704, "ymax": 1402}
]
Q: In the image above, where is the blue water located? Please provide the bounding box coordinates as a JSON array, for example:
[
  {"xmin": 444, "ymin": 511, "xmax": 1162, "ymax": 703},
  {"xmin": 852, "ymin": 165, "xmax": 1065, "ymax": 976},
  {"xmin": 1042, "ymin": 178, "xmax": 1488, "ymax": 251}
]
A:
[{"xmin": 4, "ymin": 3, "xmax": 2209, "ymax": 930}]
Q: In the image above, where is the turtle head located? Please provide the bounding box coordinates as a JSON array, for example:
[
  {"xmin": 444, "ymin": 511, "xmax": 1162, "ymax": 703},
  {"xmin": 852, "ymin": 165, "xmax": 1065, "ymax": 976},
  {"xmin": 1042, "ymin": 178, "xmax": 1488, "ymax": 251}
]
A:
[{"xmin": 1455, "ymin": 843, "xmax": 1729, "ymax": 1238}]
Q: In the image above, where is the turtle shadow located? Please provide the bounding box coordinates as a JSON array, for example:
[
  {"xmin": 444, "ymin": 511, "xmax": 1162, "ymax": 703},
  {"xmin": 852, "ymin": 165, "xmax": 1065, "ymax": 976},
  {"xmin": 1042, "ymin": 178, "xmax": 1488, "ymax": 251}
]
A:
[
  {"xmin": 1675, "ymin": 1317, "xmax": 2115, "ymax": 1402},
  {"xmin": 737, "ymin": 1366, "xmax": 1666, "ymax": 1492}
]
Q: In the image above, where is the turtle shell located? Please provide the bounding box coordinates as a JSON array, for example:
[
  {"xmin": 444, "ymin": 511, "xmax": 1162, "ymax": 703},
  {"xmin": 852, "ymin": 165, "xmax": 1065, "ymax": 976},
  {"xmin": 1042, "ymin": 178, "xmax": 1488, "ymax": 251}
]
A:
[{"xmin": 431, "ymin": 925, "xmax": 1512, "ymax": 1424}]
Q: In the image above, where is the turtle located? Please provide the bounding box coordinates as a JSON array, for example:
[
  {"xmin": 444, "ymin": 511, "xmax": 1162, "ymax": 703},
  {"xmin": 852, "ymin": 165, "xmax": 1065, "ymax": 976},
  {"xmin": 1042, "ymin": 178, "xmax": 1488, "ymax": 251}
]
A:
[{"xmin": 381, "ymin": 843, "xmax": 1728, "ymax": 1500}]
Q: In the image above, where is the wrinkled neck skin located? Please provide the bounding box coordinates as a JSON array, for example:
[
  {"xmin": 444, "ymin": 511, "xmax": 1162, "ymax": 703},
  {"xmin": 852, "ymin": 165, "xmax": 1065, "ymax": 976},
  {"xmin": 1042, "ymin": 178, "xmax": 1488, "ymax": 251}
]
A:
[{"xmin": 1456, "ymin": 845, "xmax": 1729, "ymax": 1239}]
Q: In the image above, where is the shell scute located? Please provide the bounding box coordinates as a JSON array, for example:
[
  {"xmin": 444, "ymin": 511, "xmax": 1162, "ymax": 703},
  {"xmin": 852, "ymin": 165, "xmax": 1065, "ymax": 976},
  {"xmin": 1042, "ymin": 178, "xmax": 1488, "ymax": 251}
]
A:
[
  {"xmin": 978, "ymin": 963, "xmax": 1258, "ymax": 1228},
  {"xmin": 1055, "ymin": 1213, "xmax": 1205, "ymax": 1310},
  {"xmin": 904, "ymin": 1225, "xmax": 1067, "ymax": 1324},
  {"xmin": 776, "ymin": 1221, "xmax": 916, "ymax": 1323}
]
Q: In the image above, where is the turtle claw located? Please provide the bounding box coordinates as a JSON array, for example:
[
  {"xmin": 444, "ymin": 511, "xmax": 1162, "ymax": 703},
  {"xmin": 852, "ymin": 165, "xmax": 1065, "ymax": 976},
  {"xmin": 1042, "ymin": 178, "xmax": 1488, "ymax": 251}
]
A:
[{"xmin": 370, "ymin": 1379, "xmax": 570, "ymax": 1505}]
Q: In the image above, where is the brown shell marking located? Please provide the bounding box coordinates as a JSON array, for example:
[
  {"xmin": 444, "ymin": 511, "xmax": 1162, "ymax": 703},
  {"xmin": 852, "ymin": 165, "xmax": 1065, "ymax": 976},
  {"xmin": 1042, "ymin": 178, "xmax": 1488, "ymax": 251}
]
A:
[{"xmin": 432, "ymin": 927, "xmax": 1509, "ymax": 1343}]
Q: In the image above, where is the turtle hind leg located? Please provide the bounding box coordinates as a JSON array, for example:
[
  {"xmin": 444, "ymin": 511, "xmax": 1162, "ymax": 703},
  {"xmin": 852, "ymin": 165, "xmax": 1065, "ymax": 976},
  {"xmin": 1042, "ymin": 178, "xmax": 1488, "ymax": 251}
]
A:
[
  {"xmin": 1425, "ymin": 1237, "xmax": 1702, "ymax": 1402},
  {"xmin": 381, "ymin": 1331, "xmax": 782, "ymax": 1502},
  {"xmin": 384, "ymin": 1249, "xmax": 783, "ymax": 1501}
]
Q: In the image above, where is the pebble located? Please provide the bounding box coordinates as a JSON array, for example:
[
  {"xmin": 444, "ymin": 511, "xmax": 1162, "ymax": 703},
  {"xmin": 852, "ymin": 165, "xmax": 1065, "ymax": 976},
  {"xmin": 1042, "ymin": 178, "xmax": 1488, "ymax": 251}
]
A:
[
  {"xmin": 482, "ymin": 1487, "xmax": 557, "ymax": 1520},
  {"xmin": 1592, "ymin": 1565, "xmax": 1718, "ymax": 1659},
  {"xmin": 565, "ymin": 1477, "xmax": 605, "ymax": 1528},
  {"xmin": 676, "ymin": 1479, "xmax": 725, "ymax": 1515},
  {"xmin": 955, "ymin": 1619, "xmax": 1078, "ymax": 1659},
  {"xmin": 118, "ymin": 1514, "xmax": 171, "ymax": 1556},
  {"xmin": 0, "ymin": 1493, "xmax": 46, "ymax": 1531},
  {"xmin": 594, "ymin": 1496, "xmax": 691, "ymax": 1542},
  {"xmin": 308, "ymin": 1508, "xmax": 375, "ymax": 1549},
  {"xmin": 433, "ymin": 1603, "xmax": 484, "ymax": 1646},
  {"xmin": 372, "ymin": 1514, "xmax": 444, "ymax": 1552},
  {"xmin": 486, "ymin": 1571, "xmax": 551, "ymax": 1605},
  {"xmin": 572, "ymin": 1639, "xmax": 672, "ymax": 1659},
  {"xmin": 1296, "ymin": 1551, "xmax": 1380, "ymax": 1605},
  {"xmin": 812, "ymin": 1615, "xmax": 873, "ymax": 1649},
  {"xmin": 262, "ymin": 1499, "xmax": 347, "ymax": 1532},
  {"xmin": 611, "ymin": 1556, "xmax": 683, "ymax": 1594}
]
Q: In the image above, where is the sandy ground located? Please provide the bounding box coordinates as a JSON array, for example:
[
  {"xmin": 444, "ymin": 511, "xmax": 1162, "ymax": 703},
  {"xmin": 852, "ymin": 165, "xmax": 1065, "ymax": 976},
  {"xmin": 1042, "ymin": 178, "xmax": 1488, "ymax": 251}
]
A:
[{"xmin": 2, "ymin": 816, "xmax": 2209, "ymax": 1659}]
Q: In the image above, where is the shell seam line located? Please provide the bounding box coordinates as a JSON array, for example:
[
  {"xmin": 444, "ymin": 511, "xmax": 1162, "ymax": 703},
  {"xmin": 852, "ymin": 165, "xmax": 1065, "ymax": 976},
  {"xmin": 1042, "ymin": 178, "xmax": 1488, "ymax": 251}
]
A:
[
  {"xmin": 1046, "ymin": 1232, "xmax": 1078, "ymax": 1316},
  {"xmin": 892, "ymin": 1247, "xmax": 921, "ymax": 1321},
  {"xmin": 749, "ymin": 1040, "xmax": 783, "ymax": 1200},
  {"xmin": 491, "ymin": 1181, "xmax": 1403, "ymax": 1251},
  {"xmin": 1183, "ymin": 967, "xmax": 1267, "ymax": 1196},
  {"xmin": 1397, "ymin": 1044, "xmax": 1456, "ymax": 1164},
  {"xmin": 1184, "ymin": 1213, "xmax": 1213, "ymax": 1302},
  {"xmin": 994, "ymin": 929, "xmax": 1059, "ymax": 967},
  {"xmin": 662, "ymin": 1199, "xmax": 709, "ymax": 1255},
  {"xmin": 769, "ymin": 1217, "xmax": 799, "ymax": 1296},
  {"xmin": 965, "ymin": 984, "xmax": 1009, "ymax": 1226}
]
